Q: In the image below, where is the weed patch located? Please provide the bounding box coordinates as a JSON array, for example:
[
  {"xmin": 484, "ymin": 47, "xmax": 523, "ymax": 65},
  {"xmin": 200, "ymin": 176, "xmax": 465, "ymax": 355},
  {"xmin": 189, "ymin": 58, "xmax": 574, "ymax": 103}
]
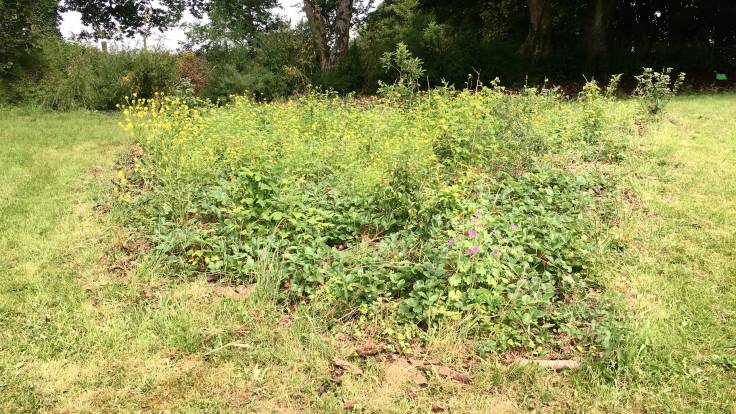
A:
[{"xmin": 114, "ymin": 84, "xmax": 640, "ymax": 355}]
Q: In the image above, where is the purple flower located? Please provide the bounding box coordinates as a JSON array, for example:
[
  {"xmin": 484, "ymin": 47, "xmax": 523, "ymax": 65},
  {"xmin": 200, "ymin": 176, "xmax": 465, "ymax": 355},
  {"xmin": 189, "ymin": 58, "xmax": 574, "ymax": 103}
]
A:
[
  {"xmin": 511, "ymin": 223, "xmax": 519, "ymax": 231},
  {"xmin": 467, "ymin": 228, "xmax": 477, "ymax": 238},
  {"xmin": 466, "ymin": 246, "xmax": 480, "ymax": 256},
  {"xmin": 492, "ymin": 248, "xmax": 499, "ymax": 256},
  {"xmin": 471, "ymin": 217, "xmax": 478, "ymax": 225},
  {"xmin": 447, "ymin": 238, "xmax": 455, "ymax": 246}
]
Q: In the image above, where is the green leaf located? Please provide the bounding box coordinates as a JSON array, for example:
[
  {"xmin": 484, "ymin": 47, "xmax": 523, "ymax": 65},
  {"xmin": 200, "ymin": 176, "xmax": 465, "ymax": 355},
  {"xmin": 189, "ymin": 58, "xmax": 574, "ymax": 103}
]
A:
[{"xmin": 270, "ymin": 211, "xmax": 284, "ymax": 221}]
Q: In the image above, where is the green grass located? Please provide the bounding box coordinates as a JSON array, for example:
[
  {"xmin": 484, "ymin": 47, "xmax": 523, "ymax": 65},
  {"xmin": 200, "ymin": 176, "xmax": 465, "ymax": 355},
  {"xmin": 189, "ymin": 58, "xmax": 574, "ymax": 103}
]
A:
[
  {"xmin": 0, "ymin": 96, "xmax": 735, "ymax": 413},
  {"xmin": 593, "ymin": 95, "xmax": 736, "ymax": 411}
]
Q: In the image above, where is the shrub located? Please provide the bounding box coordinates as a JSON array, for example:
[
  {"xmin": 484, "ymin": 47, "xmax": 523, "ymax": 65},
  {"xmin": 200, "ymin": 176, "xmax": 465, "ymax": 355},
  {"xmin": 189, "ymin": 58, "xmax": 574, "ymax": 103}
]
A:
[
  {"xmin": 115, "ymin": 86, "xmax": 637, "ymax": 352},
  {"xmin": 176, "ymin": 51, "xmax": 209, "ymax": 94},
  {"xmin": 199, "ymin": 28, "xmax": 315, "ymax": 102},
  {"xmin": 634, "ymin": 67, "xmax": 686, "ymax": 115},
  {"xmin": 377, "ymin": 42, "xmax": 425, "ymax": 103},
  {"xmin": 19, "ymin": 37, "xmax": 178, "ymax": 111}
]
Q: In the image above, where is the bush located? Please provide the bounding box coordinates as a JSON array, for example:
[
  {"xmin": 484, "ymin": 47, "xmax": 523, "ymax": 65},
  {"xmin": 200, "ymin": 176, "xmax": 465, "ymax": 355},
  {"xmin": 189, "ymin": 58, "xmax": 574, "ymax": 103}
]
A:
[
  {"xmin": 176, "ymin": 51, "xmax": 209, "ymax": 94},
  {"xmin": 115, "ymin": 85, "xmax": 638, "ymax": 352},
  {"xmin": 634, "ymin": 67, "xmax": 686, "ymax": 115},
  {"xmin": 377, "ymin": 42, "xmax": 425, "ymax": 103},
  {"xmin": 200, "ymin": 28, "xmax": 315, "ymax": 102},
  {"xmin": 15, "ymin": 37, "xmax": 179, "ymax": 111}
]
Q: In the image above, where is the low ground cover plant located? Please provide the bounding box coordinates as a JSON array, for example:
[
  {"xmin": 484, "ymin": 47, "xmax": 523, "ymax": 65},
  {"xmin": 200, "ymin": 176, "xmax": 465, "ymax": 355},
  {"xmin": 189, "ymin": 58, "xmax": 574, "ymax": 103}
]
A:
[{"xmin": 114, "ymin": 76, "xmax": 640, "ymax": 354}]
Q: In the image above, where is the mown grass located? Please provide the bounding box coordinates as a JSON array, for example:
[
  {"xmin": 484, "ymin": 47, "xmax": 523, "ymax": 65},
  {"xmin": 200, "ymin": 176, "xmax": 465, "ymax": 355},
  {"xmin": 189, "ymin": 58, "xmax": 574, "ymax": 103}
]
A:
[
  {"xmin": 591, "ymin": 94, "xmax": 736, "ymax": 411},
  {"xmin": 0, "ymin": 95, "xmax": 734, "ymax": 413}
]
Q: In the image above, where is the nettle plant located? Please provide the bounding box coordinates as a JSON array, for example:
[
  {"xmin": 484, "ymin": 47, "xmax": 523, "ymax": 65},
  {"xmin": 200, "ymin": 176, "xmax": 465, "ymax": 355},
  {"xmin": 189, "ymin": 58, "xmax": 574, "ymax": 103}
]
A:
[{"xmin": 634, "ymin": 67, "xmax": 685, "ymax": 115}]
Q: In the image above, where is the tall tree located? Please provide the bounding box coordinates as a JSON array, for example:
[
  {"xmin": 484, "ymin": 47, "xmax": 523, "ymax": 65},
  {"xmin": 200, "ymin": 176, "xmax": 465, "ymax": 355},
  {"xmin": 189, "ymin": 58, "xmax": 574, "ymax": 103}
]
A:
[
  {"xmin": 60, "ymin": 0, "xmax": 209, "ymax": 40},
  {"xmin": 303, "ymin": 0, "xmax": 373, "ymax": 71},
  {"xmin": 518, "ymin": 0, "xmax": 552, "ymax": 62},
  {"xmin": 585, "ymin": 0, "xmax": 615, "ymax": 74},
  {"xmin": 418, "ymin": 0, "xmax": 525, "ymax": 40},
  {"xmin": 302, "ymin": 0, "xmax": 331, "ymax": 70},
  {"xmin": 184, "ymin": 0, "xmax": 280, "ymax": 49},
  {"xmin": 0, "ymin": 0, "xmax": 58, "ymax": 77}
]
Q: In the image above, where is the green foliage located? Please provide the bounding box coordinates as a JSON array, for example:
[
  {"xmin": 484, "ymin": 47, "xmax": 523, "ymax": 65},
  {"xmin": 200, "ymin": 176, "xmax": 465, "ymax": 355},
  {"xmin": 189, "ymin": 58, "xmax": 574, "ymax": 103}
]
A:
[
  {"xmin": 377, "ymin": 42, "xmax": 426, "ymax": 103},
  {"xmin": 634, "ymin": 67, "xmax": 686, "ymax": 115},
  {"xmin": 198, "ymin": 27, "xmax": 315, "ymax": 102},
  {"xmin": 0, "ymin": 0, "xmax": 36, "ymax": 77},
  {"xmin": 183, "ymin": 0, "xmax": 280, "ymax": 49},
  {"xmin": 172, "ymin": 77, "xmax": 199, "ymax": 108},
  {"xmin": 15, "ymin": 38, "xmax": 179, "ymax": 110},
  {"xmin": 115, "ymin": 84, "xmax": 639, "ymax": 353},
  {"xmin": 2, "ymin": 88, "xmax": 736, "ymax": 414},
  {"xmin": 0, "ymin": 0, "xmax": 57, "ymax": 101},
  {"xmin": 60, "ymin": 0, "xmax": 208, "ymax": 39},
  {"xmin": 578, "ymin": 75, "xmax": 624, "ymax": 155}
]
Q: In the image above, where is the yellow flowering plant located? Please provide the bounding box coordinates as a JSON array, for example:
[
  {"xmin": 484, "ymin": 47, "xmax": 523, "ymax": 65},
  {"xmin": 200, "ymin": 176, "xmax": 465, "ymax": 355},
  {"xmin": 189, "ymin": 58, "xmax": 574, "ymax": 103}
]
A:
[{"xmin": 114, "ymin": 80, "xmax": 640, "ymax": 353}]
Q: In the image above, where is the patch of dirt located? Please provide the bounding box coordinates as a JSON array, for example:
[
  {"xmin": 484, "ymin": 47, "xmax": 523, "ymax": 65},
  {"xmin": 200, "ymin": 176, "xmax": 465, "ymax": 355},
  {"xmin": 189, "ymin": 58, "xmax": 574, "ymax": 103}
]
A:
[
  {"xmin": 431, "ymin": 402, "xmax": 448, "ymax": 412},
  {"xmin": 104, "ymin": 234, "xmax": 152, "ymax": 276},
  {"xmin": 278, "ymin": 313, "xmax": 294, "ymax": 327},
  {"xmin": 85, "ymin": 165, "xmax": 105, "ymax": 176},
  {"xmin": 615, "ymin": 283, "xmax": 639, "ymax": 310},
  {"xmin": 408, "ymin": 358, "xmax": 472, "ymax": 384},
  {"xmin": 130, "ymin": 144, "xmax": 144, "ymax": 158},
  {"xmin": 333, "ymin": 358, "xmax": 364, "ymax": 376},
  {"xmin": 621, "ymin": 187, "xmax": 640, "ymax": 208},
  {"xmin": 355, "ymin": 338, "xmax": 379, "ymax": 357},
  {"xmin": 212, "ymin": 284, "xmax": 255, "ymax": 300},
  {"xmin": 384, "ymin": 357, "xmax": 428, "ymax": 389},
  {"xmin": 93, "ymin": 203, "xmax": 111, "ymax": 214}
]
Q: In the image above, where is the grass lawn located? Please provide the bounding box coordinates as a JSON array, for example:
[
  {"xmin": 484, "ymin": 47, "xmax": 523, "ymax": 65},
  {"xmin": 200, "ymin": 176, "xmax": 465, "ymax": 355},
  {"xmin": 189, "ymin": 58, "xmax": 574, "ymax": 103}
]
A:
[{"xmin": 0, "ymin": 95, "xmax": 734, "ymax": 413}]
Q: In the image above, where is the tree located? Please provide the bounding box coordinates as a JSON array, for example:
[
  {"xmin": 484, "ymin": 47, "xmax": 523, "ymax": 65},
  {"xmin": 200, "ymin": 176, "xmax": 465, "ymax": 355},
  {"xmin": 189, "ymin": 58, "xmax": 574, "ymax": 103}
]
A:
[
  {"xmin": 585, "ymin": 0, "xmax": 615, "ymax": 74},
  {"xmin": 303, "ymin": 0, "xmax": 374, "ymax": 71},
  {"xmin": 184, "ymin": 0, "xmax": 281, "ymax": 50},
  {"xmin": 609, "ymin": 0, "xmax": 736, "ymax": 73},
  {"xmin": 0, "ymin": 0, "xmax": 58, "ymax": 77},
  {"xmin": 417, "ymin": 0, "xmax": 525, "ymax": 41},
  {"xmin": 518, "ymin": 0, "xmax": 552, "ymax": 62},
  {"xmin": 60, "ymin": 0, "xmax": 209, "ymax": 41}
]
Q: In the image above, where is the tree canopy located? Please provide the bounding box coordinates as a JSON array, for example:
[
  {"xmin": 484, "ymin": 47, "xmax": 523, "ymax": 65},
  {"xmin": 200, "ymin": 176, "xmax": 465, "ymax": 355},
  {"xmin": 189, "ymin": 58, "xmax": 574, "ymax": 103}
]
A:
[
  {"xmin": 3, "ymin": 0, "xmax": 735, "ymax": 103},
  {"xmin": 60, "ymin": 0, "xmax": 209, "ymax": 39},
  {"xmin": 0, "ymin": 0, "xmax": 57, "ymax": 76}
]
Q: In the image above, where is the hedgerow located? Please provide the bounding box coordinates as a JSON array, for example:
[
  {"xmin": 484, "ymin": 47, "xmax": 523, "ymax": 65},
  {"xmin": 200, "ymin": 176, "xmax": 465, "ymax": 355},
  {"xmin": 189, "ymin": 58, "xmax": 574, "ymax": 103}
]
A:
[{"xmin": 114, "ymin": 81, "xmax": 639, "ymax": 353}]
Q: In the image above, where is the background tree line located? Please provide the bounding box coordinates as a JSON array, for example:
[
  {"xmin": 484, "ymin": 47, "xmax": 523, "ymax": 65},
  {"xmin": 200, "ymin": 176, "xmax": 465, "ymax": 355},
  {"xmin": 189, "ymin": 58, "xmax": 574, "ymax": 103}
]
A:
[{"xmin": 1, "ymin": 0, "xmax": 733, "ymax": 108}]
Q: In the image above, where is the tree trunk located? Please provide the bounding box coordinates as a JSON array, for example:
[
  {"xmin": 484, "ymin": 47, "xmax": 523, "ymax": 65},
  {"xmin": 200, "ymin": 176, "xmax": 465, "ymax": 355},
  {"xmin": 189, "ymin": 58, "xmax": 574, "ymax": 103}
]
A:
[
  {"xmin": 519, "ymin": 0, "xmax": 553, "ymax": 63},
  {"xmin": 586, "ymin": 0, "xmax": 615, "ymax": 75},
  {"xmin": 303, "ymin": 0, "xmax": 331, "ymax": 71},
  {"xmin": 330, "ymin": 0, "xmax": 353, "ymax": 68}
]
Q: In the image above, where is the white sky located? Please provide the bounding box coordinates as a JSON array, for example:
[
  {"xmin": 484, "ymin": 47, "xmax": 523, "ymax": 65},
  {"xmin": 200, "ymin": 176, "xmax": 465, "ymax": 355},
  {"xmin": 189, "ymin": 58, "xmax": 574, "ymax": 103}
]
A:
[{"xmin": 59, "ymin": 0, "xmax": 309, "ymax": 51}]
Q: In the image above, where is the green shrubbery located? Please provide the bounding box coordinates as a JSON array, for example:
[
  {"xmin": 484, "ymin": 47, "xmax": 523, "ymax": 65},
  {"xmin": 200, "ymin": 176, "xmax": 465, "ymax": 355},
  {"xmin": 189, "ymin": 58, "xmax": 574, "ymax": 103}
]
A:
[
  {"xmin": 634, "ymin": 67, "xmax": 686, "ymax": 115},
  {"xmin": 198, "ymin": 29, "xmax": 315, "ymax": 102},
  {"xmin": 3, "ymin": 38, "xmax": 181, "ymax": 110},
  {"xmin": 1, "ymin": 27, "xmax": 315, "ymax": 109},
  {"xmin": 114, "ymin": 71, "xmax": 638, "ymax": 352}
]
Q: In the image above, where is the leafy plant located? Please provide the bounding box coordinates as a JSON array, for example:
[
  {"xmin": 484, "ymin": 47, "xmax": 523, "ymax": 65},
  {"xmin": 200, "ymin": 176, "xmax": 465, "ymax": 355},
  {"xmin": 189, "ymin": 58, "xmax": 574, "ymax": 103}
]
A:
[
  {"xmin": 634, "ymin": 67, "xmax": 685, "ymax": 115},
  {"xmin": 377, "ymin": 42, "xmax": 425, "ymax": 103},
  {"xmin": 114, "ymin": 83, "xmax": 638, "ymax": 353},
  {"xmin": 16, "ymin": 37, "xmax": 180, "ymax": 111}
]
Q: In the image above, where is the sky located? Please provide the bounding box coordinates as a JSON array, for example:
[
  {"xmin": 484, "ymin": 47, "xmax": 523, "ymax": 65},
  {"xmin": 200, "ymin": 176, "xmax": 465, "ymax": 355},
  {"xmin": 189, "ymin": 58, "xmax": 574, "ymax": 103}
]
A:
[{"xmin": 59, "ymin": 0, "xmax": 310, "ymax": 51}]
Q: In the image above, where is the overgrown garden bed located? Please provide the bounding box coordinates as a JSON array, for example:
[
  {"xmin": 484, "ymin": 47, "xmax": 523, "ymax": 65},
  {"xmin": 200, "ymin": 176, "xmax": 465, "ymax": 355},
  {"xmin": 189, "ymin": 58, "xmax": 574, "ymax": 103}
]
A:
[{"xmin": 114, "ymin": 79, "xmax": 643, "ymax": 356}]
